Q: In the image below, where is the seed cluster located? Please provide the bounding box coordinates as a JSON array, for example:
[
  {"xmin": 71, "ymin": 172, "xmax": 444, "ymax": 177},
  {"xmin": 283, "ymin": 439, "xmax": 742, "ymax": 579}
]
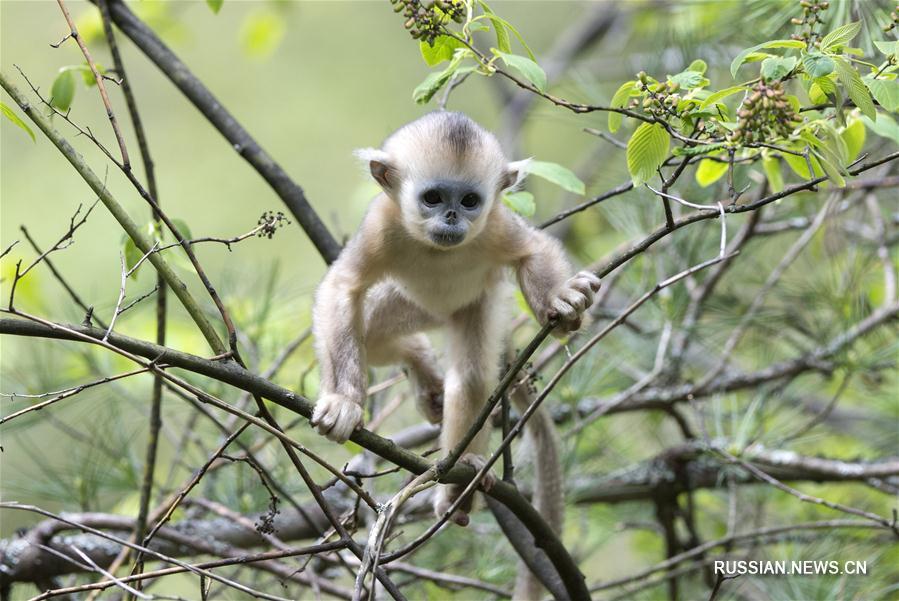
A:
[
  {"xmin": 885, "ymin": 3, "xmax": 899, "ymax": 33},
  {"xmin": 790, "ymin": 0, "xmax": 830, "ymax": 44},
  {"xmin": 257, "ymin": 211, "xmax": 289, "ymax": 239},
  {"xmin": 728, "ymin": 82, "xmax": 801, "ymax": 145},
  {"xmin": 390, "ymin": 0, "xmax": 466, "ymax": 45},
  {"xmin": 630, "ymin": 71, "xmax": 689, "ymax": 120}
]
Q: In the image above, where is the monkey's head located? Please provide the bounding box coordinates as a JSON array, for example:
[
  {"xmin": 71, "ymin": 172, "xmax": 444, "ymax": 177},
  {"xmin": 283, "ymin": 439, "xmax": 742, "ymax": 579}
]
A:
[{"xmin": 357, "ymin": 112, "xmax": 527, "ymax": 249}]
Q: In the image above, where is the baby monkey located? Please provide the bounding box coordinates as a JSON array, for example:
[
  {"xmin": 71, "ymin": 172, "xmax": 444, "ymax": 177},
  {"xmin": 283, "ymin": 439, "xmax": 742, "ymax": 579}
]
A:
[{"xmin": 311, "ymin": 112, "xmax": 599, "ymax": 526}]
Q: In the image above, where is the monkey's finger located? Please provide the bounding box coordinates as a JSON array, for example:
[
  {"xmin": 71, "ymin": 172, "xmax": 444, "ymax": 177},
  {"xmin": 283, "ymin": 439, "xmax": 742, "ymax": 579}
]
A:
[
  {"xmin": 576, "ymin": 270, "xmax": 602, "ymax": 291},
  {"xmin": 550, "ymin": 298, "xmax": 578, "ymax": 322},
  {"xmin": 560, "ymin": 288, "xmax": 588, "ymax": 312}
]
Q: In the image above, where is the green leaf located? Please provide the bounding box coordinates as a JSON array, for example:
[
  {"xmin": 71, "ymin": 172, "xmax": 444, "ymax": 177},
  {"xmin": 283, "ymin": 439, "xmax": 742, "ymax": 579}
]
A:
[
  {"xmin": 687, "ymin": 59, "xmax": 707, "ymax": 75},
  {"xmin": 762, "ymin": 155, "xmax": 784, "ymax": 193},
  {"xmin": 239, "ymin": 10, "xmax": 286, "ymax": 59},
  {"xmin": 1, "ymin": 101, "xmax": 35, "ymax": 142},
  {"xmin": 478, "ymin": 1, "xmax": 512, "ymax": 54},
  {"xmin": 50, "ymin": 69, "xmax": 76, "ymax": 112},
  {"xmin": 820, "ymin": 21, "xmax": 861, "ymax": 50},
  {"xmin": 699, "ymin": 85, "xmax": 747, "ymax": 110},
  {"xmin": 694, "ymin": 158, "xmax": 728, "ymax": 187},
  {"xmin": 502, "ymin": 191, "xmax": 535, "ymax": 217},
  {"xmin": 419, "ymin": 35, "xmax": 463, "ymax": 67},
  {"xmin": 809, "ymin": 76, "xmax": 837, "ymax": 104},
  {"xmin": 478, "ymin": 1, "xmax": 535, "ymax": 60},
  {"xmin": 865, "ymin": 78, "xmax": 899, "ymax": 112},
  {"xmin": 170, "ymin": 218, "xmax": 194, "ymax": 241},
  {"xmin": 122, "ymin": 236, "xmax": 143, "ymax": 278},
  {"xmin": 834, "ymin": 57, "xmax": 876, "ymax": 120},
  {"xmin": 840, "ymin": 117, "xmax": 866, "ymax": 161},
  {"xmin": 608, "ymin": 80, "xmax": 636, "ymax": 133},
  {"xmin": 783, "ymin": 152, "xmax": 822, "ymax": 179},
  {"xmin": 731, "ymin": 39, "xmax": 805, "ymax": 78},
  {"xmin": 524, "ymin": 161, "xmax": 585, "ymax": 195},
  {"xmin": 671, "ymin": 142, "xmax": 726, "ymax": 157},
  {"xmin": 861, "ymin": 113, "xmax": 899, "ymax": 144},
  {"xmin": 206, "ymin": 0, "xmax": 223, "ymax": 13},
  {"xmin": 626, "ymin": 122, "xmax": 670, "ymax": 186},
  {"xmin": 812, "ymin": 148, "xmax": 845, "ymax": 187},
  {"xmin": 495, "ymin": 50, "xmax": 546, "ymax": 93},
  {"xmin": 412, "ymin": 55, "xmax": 473, "ymax": 105},
  {"xmin": 669, "ymin": 69, "xmax": 705, "ymax": 89},
  {"xmin": 761, "ymin": 56, "xmax": 797, "ymax": 82},
  {"xmin": 874, "ymin": 40, "xmax": 899, "ymax": 61},
  {"xmin": 802, "ymin": 52, "xmax": 835, "ymax": 78}
]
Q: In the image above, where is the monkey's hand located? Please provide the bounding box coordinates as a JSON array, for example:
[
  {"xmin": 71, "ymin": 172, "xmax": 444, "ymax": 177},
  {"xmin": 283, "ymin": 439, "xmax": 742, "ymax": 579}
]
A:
[
  {"xmin": 310, "ymin": 394, "xmax": 364, "ymax": 443},
  {"xmin": 545, "ymin": 270, "xmax": 601, "ymax": 335}
]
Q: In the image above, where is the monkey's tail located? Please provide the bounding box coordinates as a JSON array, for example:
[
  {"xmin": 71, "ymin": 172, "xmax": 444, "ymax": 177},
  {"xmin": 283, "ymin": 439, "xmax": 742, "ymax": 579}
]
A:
[{"xmin": 510, "ymin": 382, "xmax": 564, "ymax": 601}]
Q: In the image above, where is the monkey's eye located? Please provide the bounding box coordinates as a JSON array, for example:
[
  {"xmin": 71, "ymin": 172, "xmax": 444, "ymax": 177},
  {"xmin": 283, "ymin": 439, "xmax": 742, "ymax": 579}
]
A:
[
  {"xmin": 460, "ymin": 193, "xmax": 480, "ymax": 209},
  {"xmin": 421, "ymin": 189, "xmax": 442, "ymax": 207}
]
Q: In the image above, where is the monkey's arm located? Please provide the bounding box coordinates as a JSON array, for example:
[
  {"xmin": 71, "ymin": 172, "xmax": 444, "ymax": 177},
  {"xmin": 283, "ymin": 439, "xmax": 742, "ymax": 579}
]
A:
[
  {"xmin": 513, "ymin": 222, "xmax": 600, "ymax": 334},
  {"xmin": 310, "ymin": 204, "xmax": 389, "ymax": 442}
]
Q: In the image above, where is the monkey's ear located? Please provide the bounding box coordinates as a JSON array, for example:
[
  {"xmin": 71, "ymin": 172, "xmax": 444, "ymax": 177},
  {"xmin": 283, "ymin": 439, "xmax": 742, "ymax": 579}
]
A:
[
  {"xmin": 502, "ymin": 159, "xmax": 532, "ymax": 191},
  {"xmin": 355, "ymin": 148, "xmax": 397, "ymax": 191}
]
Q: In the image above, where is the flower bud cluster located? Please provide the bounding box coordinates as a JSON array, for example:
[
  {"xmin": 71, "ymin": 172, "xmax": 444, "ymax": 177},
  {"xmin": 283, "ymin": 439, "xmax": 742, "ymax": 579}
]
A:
[
  {"xmin": 790, "ymin": 0, "xmax": 830, "ymax": 44},
  {"xmin": 629, "ymin": 71, "xmax": 689, "ymax": 120},
  {"xmin": 728, "ymin": 82, "xmax": 801, "ymax": 144},
  {"xmin": 389, "ymin": 0, "xmax": 466, "ymax": 44}
]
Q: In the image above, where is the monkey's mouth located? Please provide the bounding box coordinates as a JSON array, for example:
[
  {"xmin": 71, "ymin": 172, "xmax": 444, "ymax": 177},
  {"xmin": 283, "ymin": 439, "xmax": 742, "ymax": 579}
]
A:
[{"xmin": 429, "ymin": 225, "xmax": 466, "ymax": 247}]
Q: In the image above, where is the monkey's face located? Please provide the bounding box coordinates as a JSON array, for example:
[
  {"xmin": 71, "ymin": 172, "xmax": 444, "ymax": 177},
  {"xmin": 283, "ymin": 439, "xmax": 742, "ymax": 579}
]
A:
[{"xmin": 410, "ymin": 179, "xmax": 489, "ymax": 248}]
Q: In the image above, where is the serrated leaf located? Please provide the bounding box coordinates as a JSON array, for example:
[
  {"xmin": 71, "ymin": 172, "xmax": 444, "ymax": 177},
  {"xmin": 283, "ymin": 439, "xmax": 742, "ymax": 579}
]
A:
[
  {"xmin": 419, "ymin": 35, "xmax": 463, "ymax": 67},
  {"xmin": 699, "ymin": 85, "xmax": 747, "ymax": 110},
  {"xmin": 495, "ymin": 50, "xmax": 546, "ymax": 93},
  {"xmin": 820, "ymin": 21, "xmax": 861, "ymax": 50},
  {"xmin": 861, "ymin": 113, "xmax": 899, "ymax": 144},
  {"xmin": 50, "ymin": 69, "xmax": 75, "ymax": 112},
  {"xmin": 840, "ymin": 117, "xmax": 865, "ymax": 161},
  {"xmin": 762, "ymin": 155, "xmax": 784, "ymax": 193},
  {"xmin": 802, "ymin": 52, "xmax": 834, "ymax": 78},
  {"xmin": 834, "ymin": 57, "xmax": 876, "ymax": 120},
  {"xmin": 525, "ymin": 161, "xmax": 585, "ymax": 195},
  {"xmin": 694, "ymin": 158, "xmax": 728, "ymax": 187},
  {"xmin": 608, "ymin": 80, "xmax": 636, "ymax": 133},
  {"xmin": 731, "ymin": 39, "xmax": 805, "ymax": 78},
  {"xmin": 761, "ymin": 56, "xmax": 797, "ymax": 82},
  {"xmin": 671, "ymin": 142, "xmax": 726, "ymax": 157},
  {"xmin": 626, "ymin": 122, "xmax": 670, "ymax": 186},
  {"xmin": 502, "ymin": 191, "xmax": 535, "ymax": 217},
  {"xmin": 1, "ymin": 101, "xmax": 35, "ymax": 142},
  {"xmin": 669, "ymin": 69, "xmax": 705, "ymax": 89},
  {"xmin": 865, "ymin": 78, "xmax": 899, "ymax": 112},
  {"xmin": 206, "ymin": 0, "xmax": 223, "ymax": 13}
]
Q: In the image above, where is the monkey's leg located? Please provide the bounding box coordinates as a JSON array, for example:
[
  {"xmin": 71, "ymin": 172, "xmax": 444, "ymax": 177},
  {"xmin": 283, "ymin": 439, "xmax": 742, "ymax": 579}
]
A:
[
  {"xmin": 434, "ymin": 290, "xmax": 506, "ymax": 526},
  {"xmin": 363, "ymin": 283, "xmax": 443, "ymax": 423}
]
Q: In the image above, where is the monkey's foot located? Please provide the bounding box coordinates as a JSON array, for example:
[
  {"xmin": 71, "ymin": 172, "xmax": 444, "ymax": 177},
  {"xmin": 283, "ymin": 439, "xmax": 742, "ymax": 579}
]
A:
[
  {"xmin": 547, "ymin": 270, "xmax": 601, "ymax": 334},
  {"xmin": 310, "ymin": 393, "xmax": 363, "ymax": 443},
  {"xmin": 433, "ymin": 453, "xmax": 496, "ymax": 527},
  {"xmin": 459, "ymin": 453, "xmax": 497, "ymax": 492}
]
